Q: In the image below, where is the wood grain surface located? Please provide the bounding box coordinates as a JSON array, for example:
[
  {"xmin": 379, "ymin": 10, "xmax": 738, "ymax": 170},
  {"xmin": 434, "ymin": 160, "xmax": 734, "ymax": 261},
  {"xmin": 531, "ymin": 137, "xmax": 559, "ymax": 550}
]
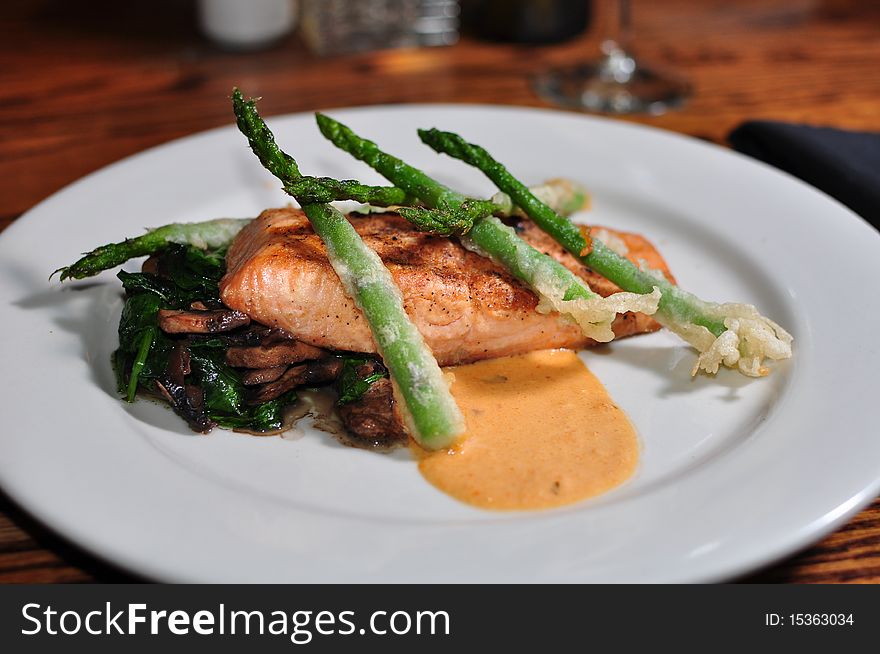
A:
[{"xmin": 1, "ymin": 0, "xmax": 878, "ymax": 584}]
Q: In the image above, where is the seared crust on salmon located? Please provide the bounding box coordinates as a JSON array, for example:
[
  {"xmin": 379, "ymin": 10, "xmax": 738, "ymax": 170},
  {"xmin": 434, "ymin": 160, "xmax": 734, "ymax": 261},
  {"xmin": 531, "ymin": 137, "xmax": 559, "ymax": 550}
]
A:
[{"xmin": 220, "ymin": 208, "xmax": 674, "ymax": 366}]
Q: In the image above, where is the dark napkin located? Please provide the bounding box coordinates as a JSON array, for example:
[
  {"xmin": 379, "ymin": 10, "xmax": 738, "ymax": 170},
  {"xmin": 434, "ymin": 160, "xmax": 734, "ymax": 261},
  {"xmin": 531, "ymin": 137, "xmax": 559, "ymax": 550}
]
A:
[{"xmin": 728, "ymin": 121, "xmax": 880, "ymax": 226}]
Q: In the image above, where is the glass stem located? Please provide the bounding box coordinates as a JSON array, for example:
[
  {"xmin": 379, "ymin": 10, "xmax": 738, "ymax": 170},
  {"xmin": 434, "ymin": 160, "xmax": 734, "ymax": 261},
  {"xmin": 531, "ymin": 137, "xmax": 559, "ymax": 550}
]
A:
[
  {"xmin": 600, "ymin": 0, "xmax": 636, "ymax": 82},
  {"xmin": 602, "ymin": 0, "xmax": 631, "ymax": 54},
  {"xmin": 531, "ymin": 0, "xmax": 692, "ymax": 114}
]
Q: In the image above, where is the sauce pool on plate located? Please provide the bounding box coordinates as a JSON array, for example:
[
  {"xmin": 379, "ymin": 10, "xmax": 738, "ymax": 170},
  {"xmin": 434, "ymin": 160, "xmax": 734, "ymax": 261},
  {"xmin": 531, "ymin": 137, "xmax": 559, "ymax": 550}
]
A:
[{"xmin": 414, "ymin": 349, "xmax": 638, "ymax": 510}]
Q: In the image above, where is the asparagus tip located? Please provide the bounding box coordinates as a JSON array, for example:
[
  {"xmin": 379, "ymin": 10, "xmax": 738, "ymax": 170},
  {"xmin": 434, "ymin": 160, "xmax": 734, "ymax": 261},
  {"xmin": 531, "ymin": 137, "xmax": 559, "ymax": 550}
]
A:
[
  {"xmin": 416, "ymin": 127, "xmax": 438, "ymax": 142},
  {"xmin": 231, "ymin": 87, "xmax": 259, "ymax": 104},
  {"xmin": 231, "ymin": 87, "xmax": 245, "ymax": 109},
  {"xmin": 314, "ymin": 112, "xmax": 335, "ymax": 137}
]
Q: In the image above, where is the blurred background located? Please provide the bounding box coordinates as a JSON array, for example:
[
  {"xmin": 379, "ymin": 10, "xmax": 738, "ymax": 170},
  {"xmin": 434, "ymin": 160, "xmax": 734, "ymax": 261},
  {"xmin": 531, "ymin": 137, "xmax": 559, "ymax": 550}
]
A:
[
  {"xmin": 1, "ymin": 0, "xmax": 879, "ymax": 582},
  {"xmin": 2, "ymin": 0, "xmax": 879, "ymax": 227}
]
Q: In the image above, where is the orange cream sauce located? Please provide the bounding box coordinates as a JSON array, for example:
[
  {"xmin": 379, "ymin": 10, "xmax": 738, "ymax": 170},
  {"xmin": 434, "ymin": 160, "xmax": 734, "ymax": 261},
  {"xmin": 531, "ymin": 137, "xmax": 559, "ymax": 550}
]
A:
[{"xmin": 414, "ymin": 349, "xmax": 638, "ymax": 510}]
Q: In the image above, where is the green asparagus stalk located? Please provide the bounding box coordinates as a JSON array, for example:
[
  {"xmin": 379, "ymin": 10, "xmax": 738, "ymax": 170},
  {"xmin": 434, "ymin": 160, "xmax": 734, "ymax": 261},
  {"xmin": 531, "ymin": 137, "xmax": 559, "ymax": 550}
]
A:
[
  {"xmin": 300, "ymin": 203, "xmax": 465, "ymax": 446},
  {"xmin": 286, "ymin": 176, "xmax": 413, "ymax": 206},
  {"xmin": 419, "ymin": 128, "xmax": 793, "ymax": 377},
  {"xmin": 418, "ymin": 128, "xmax": 590, "ymax": 256},
  {"xmin": 233, "ymin": 89, "xmax": 463, "ymax": 448},
  {"xmin": 315, "ymin": 113, "xmax": 660, "ymax": 342},
  {"xmin": 53, "ymin": 218, "xmax": 250, "ymax": 281}
]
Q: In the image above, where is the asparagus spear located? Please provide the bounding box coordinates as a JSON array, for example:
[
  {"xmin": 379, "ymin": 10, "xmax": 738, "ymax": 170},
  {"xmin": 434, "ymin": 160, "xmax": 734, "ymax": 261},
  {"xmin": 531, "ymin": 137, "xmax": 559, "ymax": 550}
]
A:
[
  {"xmin": 418, "ymin": 128, "xmax": 793, "ymax": 377},
  {"xmin": 233, "ymin": 89, "xmax": 463, "ymax": 449},
  {"xmin": 287, "ymin": 176, "xmax": 413, "ymax": 206},
  {"xmin": 299, "ymin": 203, "xmax": 465, "ymax": 447},
  {"xmin": 315, "ymin": 113, "xmax": 660, "ymax": 343},
  {"xmin": 53, "ymin": 218, "xmax": 250, "ymax": 281}
]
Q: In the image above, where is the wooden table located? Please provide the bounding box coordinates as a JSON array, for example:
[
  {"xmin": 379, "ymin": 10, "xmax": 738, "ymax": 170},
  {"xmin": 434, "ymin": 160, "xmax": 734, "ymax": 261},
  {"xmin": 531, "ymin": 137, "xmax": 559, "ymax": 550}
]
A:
[{"xmin": 2, "ymin": 0, "xmax": 878, "ymax": 583}]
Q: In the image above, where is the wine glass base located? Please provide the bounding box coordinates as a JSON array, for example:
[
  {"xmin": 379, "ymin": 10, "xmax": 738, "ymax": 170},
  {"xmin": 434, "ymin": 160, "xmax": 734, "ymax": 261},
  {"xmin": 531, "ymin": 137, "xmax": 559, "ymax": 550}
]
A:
[{"xmin": 533, "ymin": 61, "xmax": 692, "ymax": 115}]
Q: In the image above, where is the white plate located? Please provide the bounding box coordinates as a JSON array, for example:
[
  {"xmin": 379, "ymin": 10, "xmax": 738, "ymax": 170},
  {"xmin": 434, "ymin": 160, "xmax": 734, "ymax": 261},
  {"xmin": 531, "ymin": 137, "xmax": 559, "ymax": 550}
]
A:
[{"xmin": 1, "ymin": 105, "xmax": 879, "ymax": 583}]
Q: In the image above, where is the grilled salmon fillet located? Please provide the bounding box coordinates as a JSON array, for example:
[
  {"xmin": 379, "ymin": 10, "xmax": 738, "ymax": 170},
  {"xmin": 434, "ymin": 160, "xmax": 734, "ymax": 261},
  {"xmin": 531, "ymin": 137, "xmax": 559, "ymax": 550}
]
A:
[{"xmin": 220, "ymin": 208, "xmax": 674, "ymax": 366}]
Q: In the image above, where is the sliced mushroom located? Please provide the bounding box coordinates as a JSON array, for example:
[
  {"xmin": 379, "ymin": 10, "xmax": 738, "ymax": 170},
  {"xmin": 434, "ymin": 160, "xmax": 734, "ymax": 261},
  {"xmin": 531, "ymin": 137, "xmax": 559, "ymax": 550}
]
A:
[
  {"xmin": 168, "ymin": 342, "xmax": 191, "ymax": 377},
  {"xmin": 156, "ymin": 344, "xmax": 213, "ymax": 433},
  {"xmin": 337, "ymin": 378, "xmax": 408, "ymax": 446},
  {"xmin": 247, "ymin": 358, "xmax": 343, "ymax": 404},
  {"xmin": 206, "ymin": 324, "xmax": 271, "ymax": 347},
  {"xmin": 226, "ymin": 340, "xmax": 326, "ymax": 369},
  {"xmin": 158, "ymin": 309, "xmax": 250, "ymax": 334},
  {"xmin": 241, "ymin": 366, "xmax": 289, "ymax": 386},
  {"xmin": 206, "ymin": 326, "xmax": 293, "ymax": 348},
  {"xmin": 141, "ymin": 255, "xmax": 160, "ymax": 275}
]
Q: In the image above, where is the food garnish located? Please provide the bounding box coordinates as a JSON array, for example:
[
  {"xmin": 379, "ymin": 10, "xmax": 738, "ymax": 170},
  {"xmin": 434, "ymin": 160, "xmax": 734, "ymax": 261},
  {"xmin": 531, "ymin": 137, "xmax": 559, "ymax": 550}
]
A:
[{"xmin": 53, "ymin": 218, "xmax": 250, "ymax": 282}]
